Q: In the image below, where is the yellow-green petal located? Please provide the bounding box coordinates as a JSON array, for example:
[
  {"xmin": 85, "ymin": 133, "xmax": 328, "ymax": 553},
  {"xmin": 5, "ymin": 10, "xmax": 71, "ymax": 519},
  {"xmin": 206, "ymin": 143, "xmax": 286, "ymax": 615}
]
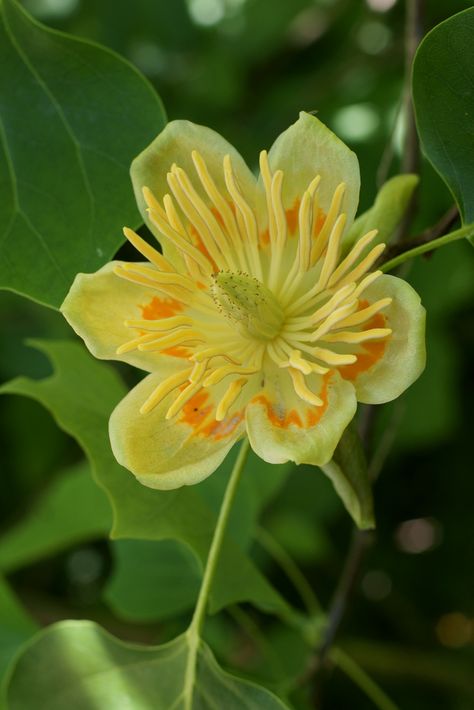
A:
[
  {"xmin": 109, "ymin": 370, "xmax": 246, "ymax": 489},
  {"xmin": 131, "ymin": 120, "xmax": 257, "ymax": 267},
  {"xmin": 341, "ymin": 274, "xmax": 426, "ymax": 404},
  {"xmin": 264, "ymin": 111, "xmax": 360, "ymax": 228},
  {"xmin": 61, "ymin": 261, "xmax": 185, "ymax": 372},
  {"xmin": 245, "ymin": 370, "xmax": 357, "ymax": 466}
]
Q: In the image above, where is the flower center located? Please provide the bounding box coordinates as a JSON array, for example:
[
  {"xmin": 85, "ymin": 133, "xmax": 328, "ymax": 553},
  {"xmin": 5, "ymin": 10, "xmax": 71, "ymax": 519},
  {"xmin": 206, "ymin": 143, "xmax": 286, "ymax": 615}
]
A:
[{"xmin": 212, "ymin": 271, "xmax": 284, "ymax": 341}]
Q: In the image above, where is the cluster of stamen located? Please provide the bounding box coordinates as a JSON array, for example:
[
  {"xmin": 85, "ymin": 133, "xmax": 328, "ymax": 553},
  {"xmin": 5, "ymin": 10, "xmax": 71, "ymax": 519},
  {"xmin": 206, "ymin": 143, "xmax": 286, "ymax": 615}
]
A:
[{"xmin": 115, "ymin": 149, "xmax": 391, "ymax": 422}]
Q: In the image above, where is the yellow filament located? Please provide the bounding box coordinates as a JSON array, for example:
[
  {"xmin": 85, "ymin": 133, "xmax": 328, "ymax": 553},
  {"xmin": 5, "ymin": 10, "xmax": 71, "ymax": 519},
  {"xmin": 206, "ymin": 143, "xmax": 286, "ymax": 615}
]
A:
[
  {"xmin": 120, "ymin": 263, "xmax": 195, "ymax": 291},
  {"xmin": 298, "ymin": 345, "xmax": 357, "ymax": 366},
  {"xmin": 189, "ymin": 359, "xmax": 208, "ymax": 384},
  {"xmin": 310, "ymin": 300, "xmax": 358, "ymax": 341},
  {"xmin": 122, "ymin": 228, "xmax": 174, "ymax": 272},
  {"xmin": 288, "ymin": 368, "xmax": 323, "ymax": 406},
  {"xmin": 315, "ymin": 213, "xmax": 347, "ymax": 291},
  {"xmin": 216, "ymin": 378, "xmax": 247, "ymax": 421},
  {"xmin": 167, "ymin": 170, "xmax": 226, "ymax": 270},
  {"xmin": 336, "ymin": 297, "xmax": 392, "ymax": 329},
  {"xmin": 191, "ymin": 150, "xmax": 249, "ymax": 272},
  {"xmin": 327, "ymin": 229, "xmax": 378, "ymax": 287},
  {"xmin": 288, "ymin": 349, "xmax": 329, "ymax": 375},
  {"xmin": 321, "ymin": 328, "xmax": 392, "ymax": 344},
  {"xmin": 203, "ymin": 364, "xmax": 257, "ymax": 387},
  {"xmin": 352, "ymin": 270, "xmax": 383, "ymax": 299},
  {"xmin": 311, "ymin": 182, "xmax": 346, "ymax": 265},
  {"xmin": 147, "ymin": 202, "xmax": 212, "ymax": 274},
  {"xmin": 172, "ymin": 165, "xmax": 238, "ymax": 270},
  {"xmin": 268, "ymin": 170, "xmax": 286, "ymax": 289},
  {"xmin": 138, "ymin": 329, "xmax": 203, "ymax": 352},
  {"xmin": 165, "ymin": 380, "xmax": 202, "ymax": 419},
  {"xmin": 116, "ymin": 333, "xmax": 159, "ymax": 354},
  {"xmin": 222, "ymin": 155, "xmax": 262, "ymax": 280},
  {"xmin": 140, "ymin": 369, "xmax": 192, "ymax": 414},
  {"xmin": 259, "ymin": 150, "xmax": 277, "ymax": 246},
  {"xmin": 191, "ymin": 346, "xmax": 241, "ymax": 363},
  {"xmin": 336, "ymin": 243, "xmax": 386, "ymax": 288},
  {"xmin": 114, "ymin": 266, "xmax": 191, "ymax": 302},
  {"xmin": 162, "ymin": 190, "xmax": 202, "ymax": 280},
  {"xmin": 124, "ymin": 316, "xmax": 194, "ymax": 331}
]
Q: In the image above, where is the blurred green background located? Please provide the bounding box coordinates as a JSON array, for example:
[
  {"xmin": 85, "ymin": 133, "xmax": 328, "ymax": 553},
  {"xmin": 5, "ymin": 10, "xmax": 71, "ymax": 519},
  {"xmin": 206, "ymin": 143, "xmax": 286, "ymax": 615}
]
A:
[{"xmin": 0, "ymin": 1, "xmax": 473, "ymax": 708}]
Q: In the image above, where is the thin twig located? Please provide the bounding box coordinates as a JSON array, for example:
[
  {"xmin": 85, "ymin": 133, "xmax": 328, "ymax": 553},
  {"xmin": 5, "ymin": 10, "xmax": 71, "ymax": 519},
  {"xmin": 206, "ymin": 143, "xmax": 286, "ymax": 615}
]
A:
[{"xmin": 381, "ymin": 204, "xmax": 459, "ymax": 265}]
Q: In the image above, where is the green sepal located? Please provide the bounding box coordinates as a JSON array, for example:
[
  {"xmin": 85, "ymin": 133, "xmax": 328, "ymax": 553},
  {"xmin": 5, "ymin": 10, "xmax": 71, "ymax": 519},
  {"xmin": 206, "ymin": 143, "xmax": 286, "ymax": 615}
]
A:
[
  {"xmin": 320, "ymin": 422, "xmax": 375, "ymax": 530},
  {"xmin": 343, "ymin": 174, "xmax": 419, "ymax": 253}
]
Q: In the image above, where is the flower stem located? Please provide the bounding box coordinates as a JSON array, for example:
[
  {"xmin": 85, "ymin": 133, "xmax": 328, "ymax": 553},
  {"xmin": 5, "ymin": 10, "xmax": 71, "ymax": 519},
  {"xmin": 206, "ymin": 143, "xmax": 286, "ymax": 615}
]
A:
[
  {"xmin": 189, "ymin": 437, "xmax": 250, "ymax": 637},
  {"xmin": 183, "ymin": 438, "xmax": 250, "ymax": 709},
  {"xmin": 381, "ymin": 224, "xmax": 473, "ymax": 273}
]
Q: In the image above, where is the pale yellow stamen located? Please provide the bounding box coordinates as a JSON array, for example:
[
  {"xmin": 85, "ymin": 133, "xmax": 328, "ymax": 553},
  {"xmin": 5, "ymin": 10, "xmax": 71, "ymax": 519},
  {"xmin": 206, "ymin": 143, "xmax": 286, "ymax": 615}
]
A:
[
  {"xmin": 335, "ymin": 243, "xmax": 386, "ymax": 288},
  {"xmin": 138, "ymin": 329, "xmax": 203, "ymax": 352},
  {"xmin": 203, "ymin": 364, "xmax": 257, "ymax": 387},
  {"xmin": 162, "ymin": 189, "xmax": 202, "ymax": 280},
  {"xmin": 215, "ymin": 378, "xmax": 247, "ymax": 421},
  {"xmin": 223, "ymin": 155, "xmax": 263, "ymax": 280},
  {"xmin": 336, "ymin": 297, "xmax": 392, "ymax": 329},
  {"xmin": 321, "ymin": 328, "xmax": 392, "ymax": 344},
  {"xmin": 167, "ymin": 169, "xmax": 227, "ymax": 271},
  {"xmin": 259, "ymin": 150, "xmax": 277, "ymax": 246},
  {"xmin": 288, "ymin": 367, "xmax": 323, "ymax": 407},
  {"xmin": 327, "ymin": 229, "xmax": 378, "ymax": 287},
  {"xmin": 140, "ymin": 368, "xmax": 192, "ymax": 414},
  {"xmin": 124, "ymin": 316, "xmax": 194, "ymax": 331},
  {"xmin": 116, "ymin": 333, "xmax": 159, "ymax": 355},
  {"xmin": 114, "ymin": 265, "xmax": 192, "ymax": 302},
  {"xmin": 191, "ymin": 150, "xmax": 249, "ymax": 272},
  {"xmin": 165, "ymin": 380, "xmax": 202, "ymax": 419},
  {"xmin": 310, "ymin": 182, "xmax": 346, "ymax": 265},
  {"xmin": 123, "ymin": 228, "xmax": 174, "ymax": 272}
]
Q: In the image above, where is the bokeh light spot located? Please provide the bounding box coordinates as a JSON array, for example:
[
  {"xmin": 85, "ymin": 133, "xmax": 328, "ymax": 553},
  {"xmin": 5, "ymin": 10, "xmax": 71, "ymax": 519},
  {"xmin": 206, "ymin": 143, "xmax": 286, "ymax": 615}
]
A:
[
  {"xmin": 332, "ymin": 104, "xmax": 380, "ymax": 142},
  {"xmin": 436, "ymin": 612, "xmax": 473, "ymax": 648},
  {"xmin": 395, "ymin": 517, "xmax": 441, "ymax": 554}
]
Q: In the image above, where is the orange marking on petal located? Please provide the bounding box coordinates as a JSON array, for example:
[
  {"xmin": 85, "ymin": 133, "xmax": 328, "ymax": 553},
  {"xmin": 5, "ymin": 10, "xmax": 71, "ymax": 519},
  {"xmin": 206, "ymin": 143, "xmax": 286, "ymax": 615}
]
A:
[
  {"xmin": 189, "ymin": 224, "xmax": 218, "ymax": 271},
  {"xmin": 141, "ymin": 296, "xmax": 184, "ymax": 319},
  {"xmin": 260, "ymin": 228, "xmax": 270, "ymax": 247},
  {"xmin": 305, "ymin": 373, "xmax": 331, "ymax": 427},
  {"xmin": 200, "ymin": 409, "xmax": 244, "ymax": 441},
  {"xmin": 162, "ymin": 346, "xmax": 191, "ymax": 359},
  {"xmin": 254, "ymin": 372, "xmax": 331, "ymax": 429},
  {"xmin": 285, "ymin": 198, "xmax": 300, "ymax": 235},
  {"xmin": 179, "ymin": 390, "xmax": 213, "ymax": 429},
  {"xmin": 338, "ymin": 308, "xmax": 388, "ymax": 382},
  {"xmin": 253, "ymin": 394, "xmax": 303, "ymax": 428},
  {"xmin": 211, "ymin": 206, "xmax": 225, "ymax": 228},
  {"xmin": 313, "ymin": 208, "xmax": 326, "ymax": 238}
]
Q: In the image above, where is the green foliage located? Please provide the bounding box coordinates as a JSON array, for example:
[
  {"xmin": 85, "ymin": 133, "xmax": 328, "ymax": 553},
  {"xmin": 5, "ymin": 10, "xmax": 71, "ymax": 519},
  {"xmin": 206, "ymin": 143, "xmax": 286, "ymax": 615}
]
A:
[
  {"xmin": 0, "ymin": 0, "xmax": 165, "ymax": 308},
  {"xmin": 0, "ymin": 461, "xmax": 111, "ymax": 574},
  {"xmin": 0, "ymin": 577, "xmax": 38, "ymax": 687},
  {"xmin": 413, "ymin": 8, "xmax": 474, "ymax": 235},
  {"xmin": 4, "ymin": 620, "xmax": 290, "ymax": 709},
  {"xmin": 105, "ymin": 539, "xmax": 201, "ymax": 622}
]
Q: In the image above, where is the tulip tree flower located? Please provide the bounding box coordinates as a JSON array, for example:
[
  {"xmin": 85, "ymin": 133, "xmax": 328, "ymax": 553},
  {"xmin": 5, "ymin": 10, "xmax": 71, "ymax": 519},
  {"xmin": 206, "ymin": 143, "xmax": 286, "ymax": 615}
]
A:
[{"xmin": 61, "ymin": 112, "xmax": 425, "ymax": 491}]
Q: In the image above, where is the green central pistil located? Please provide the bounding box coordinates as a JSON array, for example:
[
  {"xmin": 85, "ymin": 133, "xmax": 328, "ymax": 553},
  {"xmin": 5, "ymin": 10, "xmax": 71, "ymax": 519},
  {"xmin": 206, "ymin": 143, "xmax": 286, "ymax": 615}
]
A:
[{"xmin": 212, "ymin": 271, "xmax": 284, "ymax": 341}]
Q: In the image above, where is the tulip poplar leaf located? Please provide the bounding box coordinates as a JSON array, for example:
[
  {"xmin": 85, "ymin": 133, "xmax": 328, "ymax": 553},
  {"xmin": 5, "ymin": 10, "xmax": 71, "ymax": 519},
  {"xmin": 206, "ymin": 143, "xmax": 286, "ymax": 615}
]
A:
[
  {"xmin": 5, "ymin": 620, "xmax": 290, "ymax": 710},
  {"xmin": 0, "ymin": 0, "xmax": 166, "ymax": 308},
  {"xmin": 413, "ymin": 7, "xmax": 474, "ymax": 240}
]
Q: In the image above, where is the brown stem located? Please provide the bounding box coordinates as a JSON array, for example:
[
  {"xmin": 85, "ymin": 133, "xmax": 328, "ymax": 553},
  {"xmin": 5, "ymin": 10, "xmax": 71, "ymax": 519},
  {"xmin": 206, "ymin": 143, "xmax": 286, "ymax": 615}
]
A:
[{"xmin": 381, "ymin": 204, "xmax": 459, "ymax": 265}]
